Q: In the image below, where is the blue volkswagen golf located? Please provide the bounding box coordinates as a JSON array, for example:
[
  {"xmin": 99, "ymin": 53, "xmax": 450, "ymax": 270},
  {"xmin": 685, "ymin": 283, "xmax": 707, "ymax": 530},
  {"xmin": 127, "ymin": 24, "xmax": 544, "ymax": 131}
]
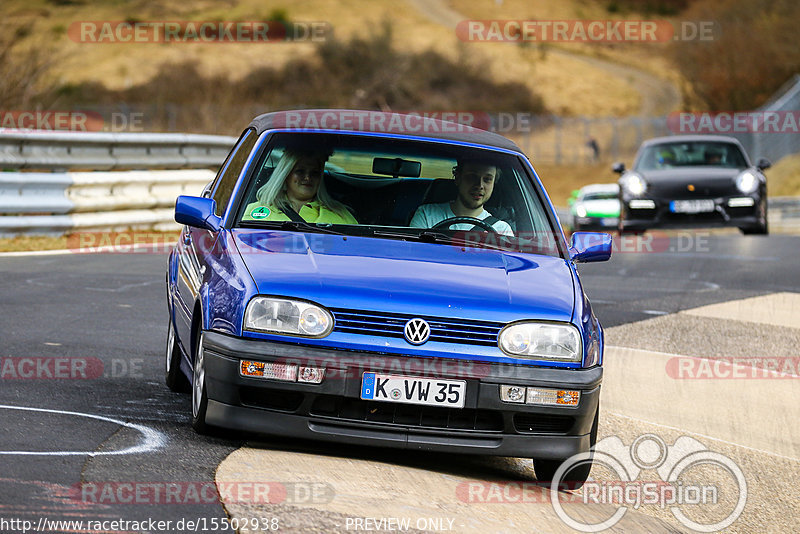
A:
[{"xmin": 166, "ymin": 110, "xmax": 612, "ymax": 487}]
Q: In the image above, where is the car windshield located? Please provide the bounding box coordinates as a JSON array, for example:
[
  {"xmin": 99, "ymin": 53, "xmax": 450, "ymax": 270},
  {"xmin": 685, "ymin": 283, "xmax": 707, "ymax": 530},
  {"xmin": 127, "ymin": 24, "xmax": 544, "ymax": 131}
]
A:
[
  {"xmin": 233, "ymin": 132, "xmax": 562, "ymax": 257},
  {"xmin": 582, "ymin": 192, "xmax": 617, "ymax": 201},
  {"xmin": 635, "ymin": 141, "xmax": 748, "ymax": 171}
]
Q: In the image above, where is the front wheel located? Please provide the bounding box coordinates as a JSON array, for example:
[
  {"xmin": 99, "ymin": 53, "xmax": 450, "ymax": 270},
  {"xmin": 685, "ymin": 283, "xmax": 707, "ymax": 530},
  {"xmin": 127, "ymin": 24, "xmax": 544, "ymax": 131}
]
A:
[
  {"xmin": 533, "ymin": 406, "xmax": 599, "ymax": 490},
  {"xmin": 191, "ymin": 331, "xmax": 212, "ymax": 434},
  {"xmin": 741, "ymin": 198, "xmax": 769, "ymax": 235},
  {"xmin": 165, "ymin": 319, "xmax": 190, "ymax": 392}
]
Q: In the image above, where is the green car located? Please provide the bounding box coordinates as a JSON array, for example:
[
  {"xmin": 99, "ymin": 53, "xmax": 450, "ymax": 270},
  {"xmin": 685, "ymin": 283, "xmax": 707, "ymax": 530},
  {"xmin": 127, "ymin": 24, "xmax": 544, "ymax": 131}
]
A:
[{"xmin": 570, "ymin": 184, "xmax": 620, "ymax": 231}]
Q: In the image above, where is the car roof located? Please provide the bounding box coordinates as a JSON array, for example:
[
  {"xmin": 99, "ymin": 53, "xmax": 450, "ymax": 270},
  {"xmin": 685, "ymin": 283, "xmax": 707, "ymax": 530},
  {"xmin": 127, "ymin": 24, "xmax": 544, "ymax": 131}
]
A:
[
  {"xmin": 579, "ymin": 183, "xmax": 619, "ymax": 195},
  {"xmin": 641, "ymin": 135, "xmax": 746, "ymax": 148},
  {"xmin": 635, "ymin": 134, "xmax": 752, "ymax": 168},
  {"xmin": 247, "ymin": 109, "xmax": 522, "ymax": 152}
]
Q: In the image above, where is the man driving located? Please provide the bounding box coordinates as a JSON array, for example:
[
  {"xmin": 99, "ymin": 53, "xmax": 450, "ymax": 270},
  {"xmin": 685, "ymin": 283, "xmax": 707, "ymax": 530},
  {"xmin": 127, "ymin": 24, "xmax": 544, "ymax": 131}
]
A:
[{"xmin": 409, "ymin": 159, "xmax": 513, "ymax": 235}]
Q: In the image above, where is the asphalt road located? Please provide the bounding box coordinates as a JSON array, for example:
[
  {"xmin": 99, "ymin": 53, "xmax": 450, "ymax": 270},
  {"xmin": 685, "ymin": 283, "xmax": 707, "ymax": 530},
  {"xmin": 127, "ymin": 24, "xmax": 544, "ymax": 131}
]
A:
[{"xmin": 0, "ymin": 231, "xmax": 797, "ymax": 533}]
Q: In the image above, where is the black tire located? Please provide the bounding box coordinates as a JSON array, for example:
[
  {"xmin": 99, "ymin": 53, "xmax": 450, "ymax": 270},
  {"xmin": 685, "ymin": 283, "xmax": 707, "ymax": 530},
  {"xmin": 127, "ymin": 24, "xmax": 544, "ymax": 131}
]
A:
[
  {"xmin": 533, "ymin": 406, "xmax": 599, "ymax": 490},
  {"xmin": 618, "ymin": 228, "xmax": 644, "ymax": 236},
  {"xmin": 740, "ymin": 208, "xmax": 768, "ymax": 235},
  {"xmin": 165, "ymin": 319, "xmax": 190, "ymax": 392},
  {"xmin": 741, "ymin": 223, "xmax": 768, "ymax": 235},
  {"xmin": 617, "ymin": 220, "xmax": 644, "ymax": 236},
  {"xmin": 742, "ymin": 198, "xmax": 769, "ymax": 235},
  {"xmin": 191, "ymin": 331, "xmax": 212, "ymax": 434}
]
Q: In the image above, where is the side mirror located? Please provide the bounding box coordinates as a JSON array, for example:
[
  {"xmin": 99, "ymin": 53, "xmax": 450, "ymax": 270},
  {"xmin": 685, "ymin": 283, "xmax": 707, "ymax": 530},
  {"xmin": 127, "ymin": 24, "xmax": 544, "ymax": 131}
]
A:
[
  {"xmin": 175, "ymin": 196, "xmax": 222, "ymax": 232},
  {"xmin": 569, "ymin": 232, "xmax": 612, "ymax": 263},
  {"xmin": 756, "ymin": 158, "xmax": 771, "ymax": 171},
  {"xmin": 612, "ymin": 162, "xmax": 625, "ymax": 174}
]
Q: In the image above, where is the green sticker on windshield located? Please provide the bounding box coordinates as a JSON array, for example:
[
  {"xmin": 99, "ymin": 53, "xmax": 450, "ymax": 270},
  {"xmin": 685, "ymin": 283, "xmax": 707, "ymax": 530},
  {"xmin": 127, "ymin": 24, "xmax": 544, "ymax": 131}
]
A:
[{"xmin": 250, "ymin": 206, "xmax": 270, "ymax": 219}]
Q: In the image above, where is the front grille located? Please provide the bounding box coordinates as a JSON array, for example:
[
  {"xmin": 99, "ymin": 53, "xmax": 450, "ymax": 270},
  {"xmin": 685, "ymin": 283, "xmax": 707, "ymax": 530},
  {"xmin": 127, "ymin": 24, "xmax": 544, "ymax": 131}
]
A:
[
  {"xmin": 513, "ymin": 413, "xmax": 574, "ymax": 434},
  {"xmin": 240, "ymin": 387, "xmax": 304, "ymax": 412},
  {"xmin": 662, "ymin": 211, "xmax": 724, "ymax": 223},
  {"xmin": 330, "ymin": 308, "xmax": 503, "ymax": 347},
  {"xmin": 310, "ymin": 395, "xmax": 504, "ymax": 432},
  {"xmin": 649, "ymin": 182, "xmax": 734, "ymax": 200}
]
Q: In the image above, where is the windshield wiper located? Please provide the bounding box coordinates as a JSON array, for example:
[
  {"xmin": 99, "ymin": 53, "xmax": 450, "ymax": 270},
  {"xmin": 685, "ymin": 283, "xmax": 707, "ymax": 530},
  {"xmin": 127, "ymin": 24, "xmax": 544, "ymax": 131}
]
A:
[
  {"xmin": 373, "ymin": 229, "xmax": 508, "ymax": 251},
  {"xmin": 239, "ymin": 220, "xmax": 345, "ymax": 236}
]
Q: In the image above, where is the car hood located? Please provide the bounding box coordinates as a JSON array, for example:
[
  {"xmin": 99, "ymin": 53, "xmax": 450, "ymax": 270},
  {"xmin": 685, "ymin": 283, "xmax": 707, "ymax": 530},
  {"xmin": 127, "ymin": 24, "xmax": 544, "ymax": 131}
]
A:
[
  {"xmin": 231, "ymin": 229, "xmax": 575, "ymax": 324},
  {"xmin": 638, "ymin": 167, "xmax": 741, "ymax": 184}
]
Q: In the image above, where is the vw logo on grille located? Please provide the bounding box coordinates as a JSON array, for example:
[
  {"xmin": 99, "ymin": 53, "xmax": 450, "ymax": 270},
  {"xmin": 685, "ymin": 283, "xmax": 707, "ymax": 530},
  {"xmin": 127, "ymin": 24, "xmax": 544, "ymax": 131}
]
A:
[{"xmin": 404, "ymin": 318, "xmax": 431, "ymax": 345}]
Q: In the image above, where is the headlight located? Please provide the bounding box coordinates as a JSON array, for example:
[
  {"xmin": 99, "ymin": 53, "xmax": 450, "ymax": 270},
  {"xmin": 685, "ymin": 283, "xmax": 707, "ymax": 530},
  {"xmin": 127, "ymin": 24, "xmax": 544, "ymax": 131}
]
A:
[
  {"xmin": 735, "ymin": 170, "xmax": 759, "ymax": 194},
  {"xmin": 620, "ymin": 173, "xmax": 647, "ymax": 196},
  {"xmin": 244, "ymin": 297, "xmax": 333, "ymax": 337},
  {"xmin": 498, "ymin": 322, "xmax": 582, "ymax": 362},
  {"xmin": 575, "ymin": 205, "xmax": 587, "ymax": 218}
]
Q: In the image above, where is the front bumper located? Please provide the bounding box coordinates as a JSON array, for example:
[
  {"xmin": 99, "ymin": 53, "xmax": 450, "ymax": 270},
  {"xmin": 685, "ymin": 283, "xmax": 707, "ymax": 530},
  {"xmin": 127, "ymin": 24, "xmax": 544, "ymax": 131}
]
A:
[
  {"xmin": 202, "ymin": 331, "xmax": 602, "ymax": 459},
  {"xmin": 620, "ymin": 195, "xmax": 763, "ymax": 231}
]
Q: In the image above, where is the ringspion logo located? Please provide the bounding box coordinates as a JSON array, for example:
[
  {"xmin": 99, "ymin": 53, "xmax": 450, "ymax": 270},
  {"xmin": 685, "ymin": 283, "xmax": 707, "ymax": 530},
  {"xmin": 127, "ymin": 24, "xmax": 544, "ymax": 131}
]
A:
[{"xmin": 550, "ymin": 434, "xmax": 746, "ymax": 532}]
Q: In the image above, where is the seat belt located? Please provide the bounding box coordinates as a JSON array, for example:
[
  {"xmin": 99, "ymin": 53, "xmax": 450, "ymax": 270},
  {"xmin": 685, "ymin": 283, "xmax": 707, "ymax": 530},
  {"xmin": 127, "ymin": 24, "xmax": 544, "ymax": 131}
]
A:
[{"xmin": 281, "ymin": 204, "xmax": 307, "ymax": 223}]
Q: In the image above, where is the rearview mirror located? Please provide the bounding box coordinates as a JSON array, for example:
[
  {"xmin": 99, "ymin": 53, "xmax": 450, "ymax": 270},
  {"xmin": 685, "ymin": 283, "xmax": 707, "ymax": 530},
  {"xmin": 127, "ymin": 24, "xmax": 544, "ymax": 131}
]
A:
[
  {"xmin": 612, "ymin": 162, "xmax": 625, "ymax": 174},
  {"xmin": 756, "ymin": 158, "xmax": 771, "ymax": 171},
  {"xmin": 175, "ymin": 196, "xmax": 222, "ymax": 232},
  {"xmin": 569, "ymin": 232, "xmax": 612, "ymax": 263},
  {"xmin": 372, "ymin": 157, "xmax": 422, "ymax": 178}
]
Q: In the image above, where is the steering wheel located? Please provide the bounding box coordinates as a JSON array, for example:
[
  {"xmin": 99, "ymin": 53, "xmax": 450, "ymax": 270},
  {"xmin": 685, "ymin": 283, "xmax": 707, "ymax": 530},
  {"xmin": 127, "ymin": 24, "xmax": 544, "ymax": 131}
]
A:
[{"xmin": 431, "ymin": 216, "xmax": 498, "ymax": 234}]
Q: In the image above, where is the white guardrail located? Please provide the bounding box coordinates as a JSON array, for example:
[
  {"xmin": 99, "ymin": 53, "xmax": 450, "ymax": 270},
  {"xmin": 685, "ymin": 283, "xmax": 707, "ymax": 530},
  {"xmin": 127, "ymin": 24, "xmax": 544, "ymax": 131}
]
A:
[{"xmin": 0, "ymin": 130, "xmax": 236, "ymax": 235}]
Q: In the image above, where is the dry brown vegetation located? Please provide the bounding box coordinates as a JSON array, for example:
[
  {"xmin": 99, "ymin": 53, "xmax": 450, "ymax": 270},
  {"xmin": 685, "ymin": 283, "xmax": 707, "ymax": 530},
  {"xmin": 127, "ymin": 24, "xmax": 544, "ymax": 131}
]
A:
[
  {"xmin": 671, "ymin": 0, "xmax": 800, "ymax": 110},
  {"xmin": 52, "ymin": 24, "xmax": 545, "ymax": 134},
  {"xmin": 0, "ymin": 24, "xmax": 60, "ymax": 108}
]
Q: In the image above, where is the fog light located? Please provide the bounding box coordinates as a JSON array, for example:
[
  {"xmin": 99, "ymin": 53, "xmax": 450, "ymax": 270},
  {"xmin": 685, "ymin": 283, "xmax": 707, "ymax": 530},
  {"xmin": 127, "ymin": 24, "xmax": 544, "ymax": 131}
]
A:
[
  {"xmin": 526, "ymin": 388, "xmax": 580, "ymax": 406},
  {"xmin": 298, "ymin": 366, "xmax": 325, "ymax": 384},
  {"xmin": 240, "ymin": 360, "xmax": 298, "ymax": 381},
  {"xmin": 629, "ymin": 199, "xmax": 656, "ymax": 209},
  {"xmin": 728, "ymin": 197, "xmax": 755, "ymax": 207},
  {"xmin": 500, "ymin": 385, "xmax": 526, "ymax": 403}
]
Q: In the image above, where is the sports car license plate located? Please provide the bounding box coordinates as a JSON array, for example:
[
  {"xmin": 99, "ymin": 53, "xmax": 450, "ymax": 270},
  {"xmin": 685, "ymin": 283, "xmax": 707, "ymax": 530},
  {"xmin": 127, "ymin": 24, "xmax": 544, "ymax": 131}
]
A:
[
  {"xmin": 669, "ymin": 200, "xmax": 715, "ymax": 213},
  {"xmin": 360, "ymin": 373, "xmax": 466, "ymax": 408}
]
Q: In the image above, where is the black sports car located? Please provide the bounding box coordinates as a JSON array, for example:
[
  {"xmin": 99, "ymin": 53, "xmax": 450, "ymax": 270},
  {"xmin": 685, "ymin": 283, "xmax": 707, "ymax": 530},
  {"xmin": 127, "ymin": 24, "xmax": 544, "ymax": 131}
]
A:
[{"xmin": 614, "ymin": 135, "xmax": 770, "ymax": 235}]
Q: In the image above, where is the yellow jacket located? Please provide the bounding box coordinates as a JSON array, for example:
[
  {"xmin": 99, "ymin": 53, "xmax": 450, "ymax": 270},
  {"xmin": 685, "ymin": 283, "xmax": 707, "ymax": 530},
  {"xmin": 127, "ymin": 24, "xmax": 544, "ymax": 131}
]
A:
[{"xmin": 242, "ymin": 199, "xmax": 358, "ymax": 225}]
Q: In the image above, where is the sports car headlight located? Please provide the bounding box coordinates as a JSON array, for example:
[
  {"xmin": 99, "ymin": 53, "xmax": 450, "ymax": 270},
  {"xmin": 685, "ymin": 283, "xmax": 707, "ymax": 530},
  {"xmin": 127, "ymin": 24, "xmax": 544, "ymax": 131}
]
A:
[
  {"xmin": 620, "ymin": 173, "xmax": 647, "ymax": 196},
  {"xmin": 499, "ymin": 322, "xmax": 582, "ymax": 362},
  {"xmin": 735, "ymin": 170, "xmax": 759, "ymax": 194},
  {"xmin": 244, "ymin": 297, "xmax": 333, "ymax": 337}
]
